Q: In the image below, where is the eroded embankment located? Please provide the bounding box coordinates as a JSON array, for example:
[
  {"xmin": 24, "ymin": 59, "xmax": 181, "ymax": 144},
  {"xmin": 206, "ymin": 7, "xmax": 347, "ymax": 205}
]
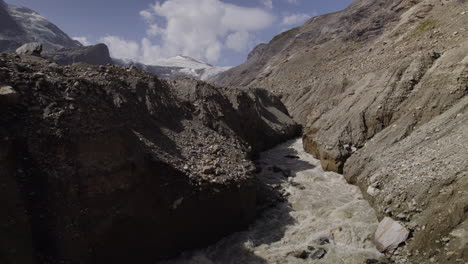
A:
[{"xmin": 0, "ymin": 53, "xmax": 299, "ymax": 263}]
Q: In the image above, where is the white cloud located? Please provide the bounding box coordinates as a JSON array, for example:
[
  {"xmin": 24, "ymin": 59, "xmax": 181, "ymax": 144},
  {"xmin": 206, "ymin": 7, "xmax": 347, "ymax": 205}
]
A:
[
  {"xmin": 286, "ymin": 0, "xmax": 299, "ymax": 4},
  {"xmin": 140, "ymin": 38, "xmax": 162, "ymax": 64},
  {"xmin": 261, "ymin": 0, "xmax": 273, "ymax": 9},
  {"xmin": 281, "ymin": 13, "xmax": 310, "ymax": 25},
  {"xmin": 225, "ymin": 31, "xmax": 250, "ymax": 52},
  {"xmin": 134, "ymin": 0, "xmax": 275, "ymax": 63},
  {"xmin": 146, "ymin": 24, "xmax": 163, "ymax": 36},
  {"xmin": 73, "ymin": 36, "xmax": 91, "ymax": 46},
  {"xmin": 139, "ymin": 10, "xmax": 154, "ymax": 22},
  {"xmin": 99, "ymin": 36, "xmax": 140, "ymax": 61}
]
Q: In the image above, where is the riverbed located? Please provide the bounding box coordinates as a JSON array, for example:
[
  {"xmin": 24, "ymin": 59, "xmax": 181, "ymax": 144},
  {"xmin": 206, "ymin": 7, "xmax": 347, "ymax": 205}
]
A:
[{"xmin": 160, "ymin": 138, "xmax": 384, "ymax": 264}]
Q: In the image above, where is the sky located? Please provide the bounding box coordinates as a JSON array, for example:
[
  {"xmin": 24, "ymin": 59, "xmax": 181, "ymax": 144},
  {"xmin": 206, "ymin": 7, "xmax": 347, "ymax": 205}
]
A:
[{"xmin": 6, "ymin": 0, "xmax": 352, "ymax": 66}]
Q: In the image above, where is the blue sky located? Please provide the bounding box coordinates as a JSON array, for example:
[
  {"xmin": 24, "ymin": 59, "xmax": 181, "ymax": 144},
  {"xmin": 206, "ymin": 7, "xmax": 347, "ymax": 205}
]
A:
[{"xmin": 7, "ymin": 0, "xmax": 352, "ymax": 66}]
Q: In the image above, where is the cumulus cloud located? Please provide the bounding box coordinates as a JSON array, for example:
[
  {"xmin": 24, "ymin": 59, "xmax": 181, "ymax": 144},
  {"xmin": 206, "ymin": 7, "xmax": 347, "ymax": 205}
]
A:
[
  {"xmin": 281, "ymin": 13, "xmax": 310, "ymax": 25},
  {"xmin": 73, "ymin": 36, "xmax": 91, "ymax": 46},
  {"xmin": 225, "ymin": 31, "xmax": 250, "ymax": 52},
  {"xmin": 99, "ymin": 36, "xmax": 140, "ymax": 61},
  {"xmin": 130, "ymin": 0, "xmax": 275, "ymax": 63},
  {"xmin": 146, "ymin": 24, "xmax": 163, "ymax": 37}
]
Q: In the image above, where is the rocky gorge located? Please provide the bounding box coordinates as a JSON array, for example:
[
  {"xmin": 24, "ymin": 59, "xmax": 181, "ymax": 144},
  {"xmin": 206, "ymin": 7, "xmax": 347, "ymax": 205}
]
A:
[{"xmin": 0, "ymin": 0, "xmax": 466, "ymax": 263}]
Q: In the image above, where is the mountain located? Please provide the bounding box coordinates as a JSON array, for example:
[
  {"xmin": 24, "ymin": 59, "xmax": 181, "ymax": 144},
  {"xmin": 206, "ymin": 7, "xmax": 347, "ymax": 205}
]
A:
[
  {"xmin": 115, "ymin": 55, "xmax": 231, "ymax": 81},
  {"xmin": 0, "ymin": 1, "xmax": 226, "ymax": 78},
  {"xmin": 0, "ymin": 0, "xmax": 80, "ymax": 52},
  {"xmin": 211, "ymin": 0, "xmax": 468, "ymax": 263},
  {"xmin": 0, "ymin": 0, "xmax": 113, "ymax": 66}
]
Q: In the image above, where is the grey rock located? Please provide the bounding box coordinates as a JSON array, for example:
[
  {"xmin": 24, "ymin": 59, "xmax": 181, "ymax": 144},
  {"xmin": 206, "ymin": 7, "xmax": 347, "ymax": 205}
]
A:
[
  {"xmin": 310, "ymin": 248, "xmax": 327, "ymax": 259},
  {"xmin": 16, "ymin": 42, "xmax": 42, "ymax": 56},
  {"xmin": 44, "ymin": 43, "xmax": 112, "ymax": 65},
  {"xmin": 374, "ymin": 217, "xmax": 410, "ymax": 253},
  {"xmin": 317, "ymin": 237, "xmax": 330, "ymax": 245}
]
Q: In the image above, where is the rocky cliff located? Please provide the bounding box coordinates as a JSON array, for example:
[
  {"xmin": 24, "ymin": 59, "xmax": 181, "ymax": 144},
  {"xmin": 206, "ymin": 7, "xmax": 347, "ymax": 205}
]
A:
[
  {"xmin": 212, "ymin": 0, "xmax": 467, "ymax": 262},
  {"xmin": 0, "ymin": 53, "xmax": 299, "ymax": 263}
]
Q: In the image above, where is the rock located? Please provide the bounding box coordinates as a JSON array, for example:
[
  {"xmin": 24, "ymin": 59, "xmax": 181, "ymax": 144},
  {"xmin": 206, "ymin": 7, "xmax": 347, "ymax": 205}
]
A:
[
  {"xmin": 367, "ymin": 186, "xmax": 380, "ymax": 196},
  {"xmin": 317, "ymin": 237, "xmax": 330, "ymax": 245},
  {"xmin": 44, "ymin": 43, "xmax": 113, "ymax": 66},
  {"xmin": 285, "ymin": 154, "xmax": 300, "ymax": 159},
  {"xmin": 288, "ymin": 250, "xmax": 309, "ymax": 259},
  {"xmin": 310, "ymin": 248, "xmax": 327, "ymax": 259},
  {"xmin": 374, "ymin": 217, "xmax": 410, "ymax": 253},
  {"xmin": 15, "ymin": 42, "xmax": 43, "ymax": 56},
  {"xmin": 289, "ymin": 180, "xmax": 305, "ymax": 190},
  {"xmin": 202, "ymin": 165, "xmax": 216, "ymax": 175},
  {"xmin": 365, "ymin": 259, "xmax": 380, "ymax": 264},
  {"xmin": 0, "ymin": 85, "xmax": 20, "ymax": 105}
]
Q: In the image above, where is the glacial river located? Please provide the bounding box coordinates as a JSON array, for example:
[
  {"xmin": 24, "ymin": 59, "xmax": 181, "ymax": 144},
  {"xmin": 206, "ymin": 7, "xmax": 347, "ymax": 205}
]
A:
[{"xmin": 160, "ymin": 139, "xmax": 385, "ymax": 264}]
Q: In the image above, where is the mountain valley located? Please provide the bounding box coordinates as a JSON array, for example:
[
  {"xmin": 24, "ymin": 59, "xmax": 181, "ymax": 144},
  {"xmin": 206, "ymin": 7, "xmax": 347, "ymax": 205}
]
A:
[{"xmin": 0, "ymin": 0, "xmax": 467, "ymax": 263}]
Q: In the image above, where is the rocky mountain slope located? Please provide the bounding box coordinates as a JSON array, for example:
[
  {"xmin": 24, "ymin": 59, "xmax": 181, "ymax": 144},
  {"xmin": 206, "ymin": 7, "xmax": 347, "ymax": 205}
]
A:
[
  {"xmin": 0, "ymin": 0, "xmax": 80, "ymax": 51},
  {"xmin": 0, "ymin": 53, "xmax": 299, "ymax": 263},
  {"xmin": 0, "ymin": 0, "xmax": 113, "ymax": 67},
  {"xmin": 212, "ymin": 0, "xmax": 468, "ymax": 263},
  {"xmin": 115, "ymin": 55, "xmax": 231, "ymax": 81}
]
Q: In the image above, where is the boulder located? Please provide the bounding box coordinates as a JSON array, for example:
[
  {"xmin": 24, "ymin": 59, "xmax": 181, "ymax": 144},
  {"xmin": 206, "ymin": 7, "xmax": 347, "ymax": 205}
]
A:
[
  {"xmin": 0, "ymin": 85, "xmax": 20, "ymax": 105},
  {"xmin": 16, "ymin": 42, "xmax": 42, "ymax": 56},
  {"xmin": 44, "ymin": 43, "xmax": 113, "ymax": 65},
  {"xmin": 374, "ymin": 217, "xmax": 409, "ymax": 253}
]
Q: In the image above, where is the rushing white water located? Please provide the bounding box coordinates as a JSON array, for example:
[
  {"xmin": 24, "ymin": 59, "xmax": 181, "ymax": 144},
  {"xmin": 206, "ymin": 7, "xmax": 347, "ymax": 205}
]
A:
[{"xmin": 160, "ymin": 139, "xmax": 385, "ymax": 264}]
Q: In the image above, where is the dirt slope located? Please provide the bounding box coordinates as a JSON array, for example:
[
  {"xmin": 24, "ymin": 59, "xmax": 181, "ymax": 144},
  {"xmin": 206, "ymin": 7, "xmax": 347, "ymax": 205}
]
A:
[{"xmin": 212, "ymin": 0, "xmax": 468, "ymax": 262}]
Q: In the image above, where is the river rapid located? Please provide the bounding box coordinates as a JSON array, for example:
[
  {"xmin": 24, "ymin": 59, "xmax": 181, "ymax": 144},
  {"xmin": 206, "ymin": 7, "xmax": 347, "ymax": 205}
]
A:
[{"xmin": 160, "ymin": 138, "xmax": 385, "ymax": 264}]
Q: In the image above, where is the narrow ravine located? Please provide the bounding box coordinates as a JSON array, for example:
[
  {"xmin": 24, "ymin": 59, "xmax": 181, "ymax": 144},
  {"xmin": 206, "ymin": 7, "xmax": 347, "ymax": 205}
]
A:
[{"xmin": 160, "ymin": 139, "xmax": 385, "ymax": 264}]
